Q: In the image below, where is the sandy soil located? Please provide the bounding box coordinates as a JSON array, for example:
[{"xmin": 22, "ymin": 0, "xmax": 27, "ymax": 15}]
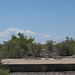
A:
[{"xmin": 2, "ymin": 58, "xmax": 75, "ymax": 64}]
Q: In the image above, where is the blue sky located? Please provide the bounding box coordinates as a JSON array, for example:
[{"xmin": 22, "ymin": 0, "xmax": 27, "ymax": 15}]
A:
[{"xmin": 0, "ymin": 0, "xmax": 75, "ymax": 44}]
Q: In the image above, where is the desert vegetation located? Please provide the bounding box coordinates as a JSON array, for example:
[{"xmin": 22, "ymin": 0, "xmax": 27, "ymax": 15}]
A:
[
  {"xmin": 0, "ymin": 59, "xmax": 10, "ymax": 75},
  {"xmin": 0, "ymin": 33, "xmax": 75, "ymax": 59}
]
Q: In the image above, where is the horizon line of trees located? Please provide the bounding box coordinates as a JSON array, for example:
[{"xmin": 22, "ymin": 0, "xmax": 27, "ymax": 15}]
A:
[{"xmin": 0, "ymin": 33, "xmax": 75, "ymax": 59}]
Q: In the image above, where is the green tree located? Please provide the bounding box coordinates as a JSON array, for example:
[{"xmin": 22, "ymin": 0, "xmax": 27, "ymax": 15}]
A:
[
  {"xmin": 56, "ymin": 37, "xmax": 75, "ymax": 56},
  {"xmin": 45, "ymin": 40, "xmax": 53, "ymax": 51},
  {"xmin": 30, "ymin": 43, "xmax": 42, "ymax": 57},
  {"xmin": 2, "ymin": 33, "xmax": 41, "ymax": 58}
]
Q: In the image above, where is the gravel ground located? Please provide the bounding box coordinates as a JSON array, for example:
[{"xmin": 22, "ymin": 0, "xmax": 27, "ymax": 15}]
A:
[{"xmin": 10, "ymin": 71, "xmax": 75, "ymax": 75}]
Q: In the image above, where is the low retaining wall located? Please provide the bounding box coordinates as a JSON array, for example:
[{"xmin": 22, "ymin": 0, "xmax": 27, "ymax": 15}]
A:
[{"xmin": 3, "ymin": 64, "xmax": 75, "ymax": 72}]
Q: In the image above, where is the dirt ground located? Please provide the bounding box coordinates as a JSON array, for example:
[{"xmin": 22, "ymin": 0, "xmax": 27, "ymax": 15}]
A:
[
  {"xmin": 10, "ymin": 71, "xmax": 75, "ymax": 75},
  {"xmin": 2, "ymin": 58, "xmax": 75, "ymax": 64}
]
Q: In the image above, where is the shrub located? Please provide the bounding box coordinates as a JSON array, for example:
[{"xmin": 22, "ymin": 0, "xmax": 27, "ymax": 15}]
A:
[{"xmin": 0, "ymin": 69, "xmax": 10, "ymax": 75}]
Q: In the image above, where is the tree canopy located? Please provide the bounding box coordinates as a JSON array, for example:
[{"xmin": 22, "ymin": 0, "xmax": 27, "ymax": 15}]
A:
[
  {"xmin": 0, "ymin": 34, "xmax": 75, "ymax": 59},
  {"xmin": 56, "ymin": 37, "xmax": 75, "ymax": 56},
  {"xmin": 1, "ymin": 33, "xmax": 42, "ymax": 58}
]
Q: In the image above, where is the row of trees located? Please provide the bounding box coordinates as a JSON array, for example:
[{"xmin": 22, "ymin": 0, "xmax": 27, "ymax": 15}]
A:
[
  {"xmin": 0, "ymin": 33, "xmax": 42, "ymax": 58},
  {"xmin": 56, "ymin": 37, "xmax": 75, "ymax": 56},
  {"xmin": 0, "ymin": 33, "xmax": 75, "ymax": 59},
  {"xmin": 45, "ymin": 37, "xmax": 75, "ymax": 56}
]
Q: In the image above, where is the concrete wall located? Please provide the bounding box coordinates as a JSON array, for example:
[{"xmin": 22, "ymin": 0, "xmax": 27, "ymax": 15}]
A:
[{"xmin": 3, "ymin": 64, "xmax": 75, "ymax": 72}]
